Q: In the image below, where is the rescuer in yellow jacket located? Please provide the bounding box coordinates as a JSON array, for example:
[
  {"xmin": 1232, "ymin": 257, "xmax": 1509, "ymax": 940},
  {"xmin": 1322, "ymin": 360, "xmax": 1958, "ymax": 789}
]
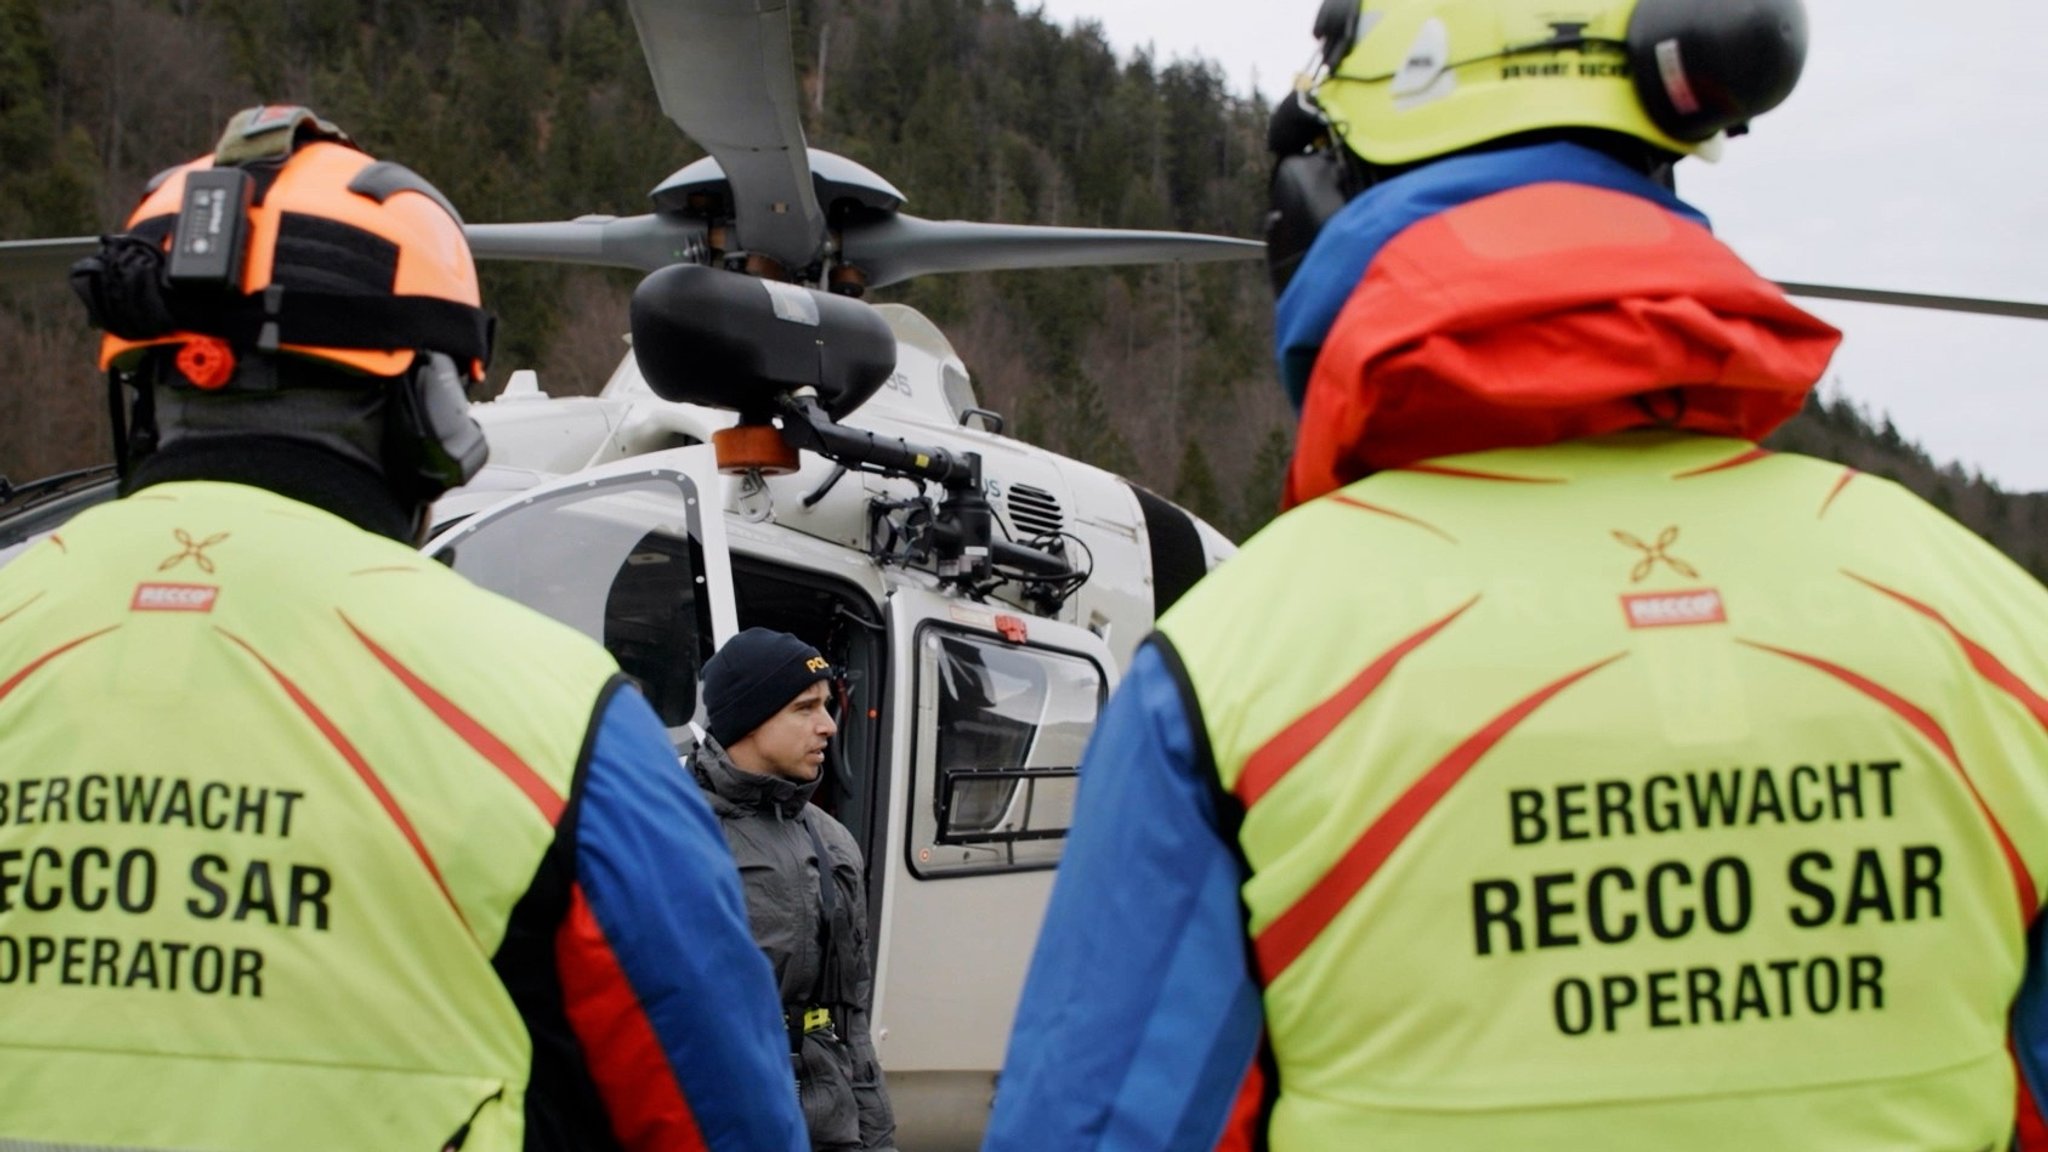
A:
[
  {"xmin": 987, "ymin": 2, "xmax": 2048, "ymax": 1149},
  {"xmin": 0, "ymin": 107, "xmax": 806, "ymax": 1152}
]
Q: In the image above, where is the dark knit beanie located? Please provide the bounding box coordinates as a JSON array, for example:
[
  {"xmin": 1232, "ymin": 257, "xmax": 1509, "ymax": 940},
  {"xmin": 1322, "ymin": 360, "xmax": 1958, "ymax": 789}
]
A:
[{"xmin": 703, "ymin": 628, "xmax": 834, "ymax": 747}]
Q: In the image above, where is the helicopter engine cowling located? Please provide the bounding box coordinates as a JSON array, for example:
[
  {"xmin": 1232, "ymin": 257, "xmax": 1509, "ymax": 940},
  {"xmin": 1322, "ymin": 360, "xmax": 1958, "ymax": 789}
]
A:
[{"xmin": 629, "ymin": 263, "xmax": 897, "ymax": 420}]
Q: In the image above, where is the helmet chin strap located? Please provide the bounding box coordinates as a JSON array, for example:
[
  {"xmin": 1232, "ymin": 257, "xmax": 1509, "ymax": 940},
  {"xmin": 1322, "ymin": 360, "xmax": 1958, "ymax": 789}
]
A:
[{"xmin": 106, "ymin": 367, "xmax": 156, "ymax": 488}]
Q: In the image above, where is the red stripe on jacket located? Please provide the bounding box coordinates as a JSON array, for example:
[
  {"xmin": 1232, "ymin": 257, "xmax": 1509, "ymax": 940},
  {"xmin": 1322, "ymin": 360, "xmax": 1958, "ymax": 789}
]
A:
[
  {"xmin": 1847, "ymin": 572, "xmax": 2048, "ymax": 740},
  {"xmin": 1671, "ymin": 447, "xmax": 1774, "ymax": 478},
  {"xmin": 0, "ymin": 591, "xmax": 47, "ymax": 627},
  {"xmin": 2016, "ymin": 1034, "xmax": 2048, "ymax": 1152},
  {"xmin": 1237, "ymin": 598, "xmax": 1475, "ymax": 807},
  {"xmin": 1739, "ymin": 640, "xmax": 2037, "ymax": 923},
  {"xmin": 1327, "ymin": 494, "xmax": 1457, "ymax": 543},
  {"xmin": 216, "ymin": 626, "xmax": 470, "ymax": 930},
  {"xmin": 1210, "ymin": 1043, "xmax": 1269, "ymax": 1152},
  {"xmin": 0, "ymin": 625, "xmax": 118, "ymax": 704},
  {"xmin": 342, "ymin": 612, "xmax": 565, "ymax": 823},
  {"xmin": 1254, "ymin": 653, "xmax": 1626, "ymax": 980},
  {"xmin": 558, "ymin": 884, "xmax": 711, "ymax": 1152},
  {"xmin": 1818, "ymin": 469, "xmax": 1859, "ymax": 518},
  {"xmin": 1398, "ymin": 463, "xmax": 1566, "ymax": 484},
  {"xmin": 1836, "ymin": 575, "xmax": 2048, "ymax": 1143}
]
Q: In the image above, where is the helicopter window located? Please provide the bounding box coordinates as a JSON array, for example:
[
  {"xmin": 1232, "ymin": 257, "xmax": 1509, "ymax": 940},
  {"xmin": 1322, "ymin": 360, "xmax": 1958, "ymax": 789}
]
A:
[
  {"xmin": 427, "ymin": 472, "xmax": 714, "ymax": 736},
  {"xmin": 909, "ymin": 628, "xmax": 1102, "ymax": 878}
]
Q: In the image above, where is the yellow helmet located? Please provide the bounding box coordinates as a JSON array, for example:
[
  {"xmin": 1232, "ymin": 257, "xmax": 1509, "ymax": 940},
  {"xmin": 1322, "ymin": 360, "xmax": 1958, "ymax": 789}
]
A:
[{"xmin": 1309, "ymin": 0, "xmax": 1808, "ymax": 166}]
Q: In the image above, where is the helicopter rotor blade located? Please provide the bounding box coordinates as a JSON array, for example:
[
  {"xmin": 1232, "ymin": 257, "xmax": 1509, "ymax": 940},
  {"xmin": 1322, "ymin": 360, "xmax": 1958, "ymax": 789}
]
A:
[
  {"xmin": 0, "ymin": 237, "xmax": 100, "ymax": 286},
  {"xmin": 464, "ymin": 216, "xmax": 710, "ymax": 272},
  {"xmin": 625, "ymin": 0, "xmax": 825, "ymax": 273},
  {"xmin": 1778, "ymin": 281, "xmax": 2048, "ymax": 322},
  {"xmin": 843, "ymin": 216, "xmax": 1265, "ymax": 289}
]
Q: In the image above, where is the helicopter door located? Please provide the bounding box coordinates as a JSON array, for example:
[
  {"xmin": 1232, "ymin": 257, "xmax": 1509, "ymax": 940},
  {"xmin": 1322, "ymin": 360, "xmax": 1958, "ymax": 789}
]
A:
[
  {"xmin": 871, "ymin": 587, "xmax": 1114, "ymax": 1146},
  {"xmin": 421, "ymin": 446, "xmax": 737, "ymax": 740}
]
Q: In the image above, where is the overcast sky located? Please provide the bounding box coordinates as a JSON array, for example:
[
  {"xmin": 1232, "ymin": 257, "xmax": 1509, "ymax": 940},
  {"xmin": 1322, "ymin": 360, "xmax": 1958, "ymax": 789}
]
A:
[{"xmin": 1024, "ymin": 0, "xmax": 2048, "ymax": 491}]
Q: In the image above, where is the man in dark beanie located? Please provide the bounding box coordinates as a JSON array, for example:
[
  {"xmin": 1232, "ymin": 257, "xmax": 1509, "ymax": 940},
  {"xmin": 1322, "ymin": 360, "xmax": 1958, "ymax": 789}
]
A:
[{"xmin": 692, "ymin": 628, "xmax": 898, "ymax": 1152}]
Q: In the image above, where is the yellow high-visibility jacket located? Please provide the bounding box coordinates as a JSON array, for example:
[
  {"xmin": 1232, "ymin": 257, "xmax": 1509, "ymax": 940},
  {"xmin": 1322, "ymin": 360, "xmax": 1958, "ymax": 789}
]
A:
[
  {"xmin": 0, "ymin": 479, "xmax": 802, "ymax": 1152},
  {"xmin": 994, "ymin": 432, "xmax": 2048, "ymax": 1151}
]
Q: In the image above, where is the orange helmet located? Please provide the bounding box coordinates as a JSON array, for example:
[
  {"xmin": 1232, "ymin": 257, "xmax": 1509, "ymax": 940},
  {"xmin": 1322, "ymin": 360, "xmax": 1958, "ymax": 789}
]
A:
[{"xmin": 84, "ymin": 105, "xmax": 491, "ymax": 383}]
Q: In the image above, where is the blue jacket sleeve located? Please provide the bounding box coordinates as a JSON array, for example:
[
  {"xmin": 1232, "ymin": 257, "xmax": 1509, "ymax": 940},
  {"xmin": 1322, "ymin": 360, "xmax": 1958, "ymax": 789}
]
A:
[
  {"xmin": 563, "ymin": 686, "xmax": 808, "ymax": 1152},
  {"xmin": 984, "ymin": 640, "xmax": 1267, "ymax": 1152},
  {"xmin": 2013, "ymin": 918, "xmax": 2048, "ymax": 1144}
]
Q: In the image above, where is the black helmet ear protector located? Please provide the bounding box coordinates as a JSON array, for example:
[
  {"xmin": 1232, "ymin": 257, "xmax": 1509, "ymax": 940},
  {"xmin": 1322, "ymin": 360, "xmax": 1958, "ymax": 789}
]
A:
[
  {"xmin": 70, "ymin": 109, "xmax": 494, "ymax": 503},
  {"xmin": 1257, "ymin": 0, "xmax": 1380, "ymax": 295},
  {"xmin": 1263, "ymin": 0, "xmax": 1809, "ymax": 298},
  {"xmin": 1627, "ymin": 0, "xmax": 1808, "ymax": 144},
  {"xmin": 1263, "ymin": 89, "xmax": 1375, "ymax": 298},
  {"xmin": 383, "ymin": 351, "xmax": 489, "ymax": 504}
]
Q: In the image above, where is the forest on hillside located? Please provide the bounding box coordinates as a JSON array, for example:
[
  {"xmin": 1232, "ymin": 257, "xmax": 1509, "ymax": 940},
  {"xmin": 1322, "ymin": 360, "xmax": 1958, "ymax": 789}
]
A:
[{"xmin": 3, "ymin": 0, "xmax": 2044, "ymax": 572}]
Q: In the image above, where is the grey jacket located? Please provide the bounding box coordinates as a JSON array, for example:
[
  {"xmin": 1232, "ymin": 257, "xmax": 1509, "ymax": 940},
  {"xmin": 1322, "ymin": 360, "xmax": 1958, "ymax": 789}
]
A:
[{"xmin": 691, "ymin": 735, "xmax": 896, "ymax": 1152}]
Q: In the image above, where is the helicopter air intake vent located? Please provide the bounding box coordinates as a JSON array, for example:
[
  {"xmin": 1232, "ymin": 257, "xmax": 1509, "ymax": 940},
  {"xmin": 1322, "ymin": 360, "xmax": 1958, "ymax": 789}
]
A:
[{"xmin": 1007, "ymin": 484, "xmax": 1064, "ymax": 539}]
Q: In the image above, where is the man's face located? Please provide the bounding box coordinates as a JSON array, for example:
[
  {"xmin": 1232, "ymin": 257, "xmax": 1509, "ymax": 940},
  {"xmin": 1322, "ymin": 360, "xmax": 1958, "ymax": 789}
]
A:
[{"xmin": 728, "ymin": 679, "xmax": 837, "ymax": 783}]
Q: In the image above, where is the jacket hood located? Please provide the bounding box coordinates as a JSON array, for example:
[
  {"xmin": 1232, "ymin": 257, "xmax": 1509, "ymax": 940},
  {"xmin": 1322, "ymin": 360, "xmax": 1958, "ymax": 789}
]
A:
[
  {"xmin": 691, "ymin": 732, "xmax": 819, "ymax": 819},
  {"xmin": 1276, "ymin": 142, "xmax": 1841, "ymax": 509}
]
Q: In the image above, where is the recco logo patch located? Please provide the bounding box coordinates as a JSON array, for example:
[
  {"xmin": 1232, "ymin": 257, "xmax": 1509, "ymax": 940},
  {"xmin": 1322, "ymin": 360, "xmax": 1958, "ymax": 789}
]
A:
[
  {"xmin": 1621, "ymin": 588, "xmax": 1725, "ymax": 629},
  {"xmin": 132, "ymin": 583, "xmax": 220, "ymax": 613}
]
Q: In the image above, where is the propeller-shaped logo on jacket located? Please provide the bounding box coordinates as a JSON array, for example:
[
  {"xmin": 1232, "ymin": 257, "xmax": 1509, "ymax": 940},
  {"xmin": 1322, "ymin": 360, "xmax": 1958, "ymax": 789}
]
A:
[
  {"xmin": 1613, "ymin": 525, "xmax": 1697, "ymax": 583},
  {"xmin": 159, "ymin": 529, "xmax": 229, "ymax": 574}
]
